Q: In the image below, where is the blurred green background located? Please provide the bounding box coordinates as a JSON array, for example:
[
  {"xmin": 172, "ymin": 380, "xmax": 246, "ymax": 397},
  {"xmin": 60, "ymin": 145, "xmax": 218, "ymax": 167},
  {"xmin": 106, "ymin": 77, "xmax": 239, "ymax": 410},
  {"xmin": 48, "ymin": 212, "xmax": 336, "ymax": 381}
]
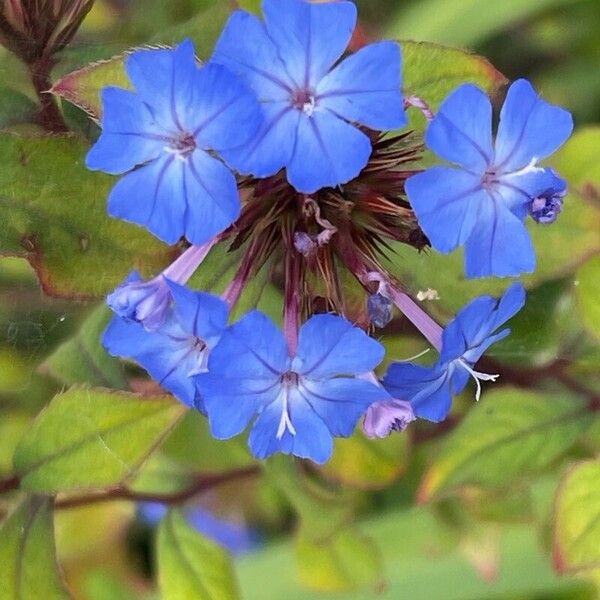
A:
[{"xmin": 0, "ymin": 0, "xmax": 599, "ymax": 599}]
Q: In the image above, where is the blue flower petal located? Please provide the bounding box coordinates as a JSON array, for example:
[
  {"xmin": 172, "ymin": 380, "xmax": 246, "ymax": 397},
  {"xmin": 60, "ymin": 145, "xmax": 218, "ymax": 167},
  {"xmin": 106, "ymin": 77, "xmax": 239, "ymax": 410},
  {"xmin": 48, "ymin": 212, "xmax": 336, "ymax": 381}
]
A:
[
  {"xmin": 207, "ymin": 310, "xmax": 289, "ymax": 379},
  {"xmin": 166, "ymin": 281, "xmax": 229, "ymax": 342},
  {"xmin": 464, "ymin": 198, "xmax": 535, "ymax": 277},
  {"xmin": 103, "ymin": 316, "xmax": 198, "ymax": 406},
  {"xmin": 488, "ymin": 282, "xmax": 526, "ymax": 332},
  {"xmin": 182, "ymin": 150, "xmax": 241, "ymax": 244},
  {"xmin": 287, "ymin": 111, "xmax": 372, "ymax": 192},
  {"xmin": 198, "ymin": 374, "xmax": 281, "ymax": 439},
  {"xmin": 405, "ymin": 167, "xmax": 485, "ymax": 253},
  {"xmin": 86, "ymin": 87, "xmax": 165, "ymax": 175},
  {"xmin": 212, "ymin": 10, "xmax": 293, "ymax": 100},
  {"xmin": 384, "ymin": 362, "xmax": 452, "ymax": 422},
  {"xmin": 107, "ymin": 150, "xmax": 240, "ymax": 245},
  {"xmin": 494, "ymin": 79, "xmax": 573, "ymax": 173},
  {"xmin": 262, "ymin": 0, "xmax": 357, "ymax": 87},
  {"xmin": 441, "ymin": 282, "xmax": 525, "ymax": 363},
  {"xmin": 107, "ymin": 155, "xmax": 184, "ymax": 245},
  {"xmin": 220, "ymin": 103, "xmax": 299, "ymax": 178},
  {"xmin": 317, "ymin": 41, "xmax": 406, "ymax": 130},
  {"xmin": 125, "ymin": 40, "xmax": 198, "ymax": 131},
  {"xmin": 425, "ymin": 84, "xmax": 494, "ymax": 172},
  {"xmin": 189, "ymin": 63, "xmax": 263, "ymax": 156},
  {"xmin": 440, "ymin": 295, "xmax": 498, "ymax": 363},
  {"xmin": 298, "ymin": 378, "xmax": 389, "ymax": 437},
  {"xmin": 248, "ymin": 390, "xmax": 333, "ymax": 463},
  {"xmin": 295, "ymin": 314, "xmax": 384, "ymax": 379}
]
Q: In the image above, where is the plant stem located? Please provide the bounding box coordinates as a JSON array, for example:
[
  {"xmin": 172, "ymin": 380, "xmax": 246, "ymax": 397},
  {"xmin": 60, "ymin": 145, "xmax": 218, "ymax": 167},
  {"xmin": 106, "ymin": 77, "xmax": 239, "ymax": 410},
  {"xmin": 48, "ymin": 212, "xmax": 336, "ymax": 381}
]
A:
[
  {"xmin": 55, "ymin": 465, "xmax": 260, "ymax": 510},
  {"xmin": 29, "ymin": 56, "xmax": 68, "ymax": 133}
]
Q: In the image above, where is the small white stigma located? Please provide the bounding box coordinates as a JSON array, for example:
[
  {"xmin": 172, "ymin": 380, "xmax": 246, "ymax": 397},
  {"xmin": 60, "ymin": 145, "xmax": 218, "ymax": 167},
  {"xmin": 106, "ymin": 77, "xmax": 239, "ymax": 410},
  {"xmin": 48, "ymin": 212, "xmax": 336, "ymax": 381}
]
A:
[{"xmin": 457, "ymin": 359, "xmax": 499, "ymax": 401}]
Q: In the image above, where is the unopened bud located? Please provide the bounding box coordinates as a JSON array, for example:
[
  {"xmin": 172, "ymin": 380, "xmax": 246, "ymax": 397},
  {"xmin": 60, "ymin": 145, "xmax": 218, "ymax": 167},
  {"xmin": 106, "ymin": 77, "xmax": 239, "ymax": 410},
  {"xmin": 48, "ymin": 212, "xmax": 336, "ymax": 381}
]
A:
[{"xmin": 368, "ymin": 293, "xmax": 393, "ymax": 328}]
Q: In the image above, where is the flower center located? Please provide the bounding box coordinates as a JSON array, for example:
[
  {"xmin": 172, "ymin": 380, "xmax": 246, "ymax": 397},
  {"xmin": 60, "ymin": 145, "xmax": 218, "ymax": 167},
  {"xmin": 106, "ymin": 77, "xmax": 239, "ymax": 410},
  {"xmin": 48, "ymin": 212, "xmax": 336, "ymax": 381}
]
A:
[
  {"xmin": 281, "ymin": 370, "xmax": 300, "ymax": 386},
  {"xmin": 166, "ymin": 133, "xmax": 196, "ymax": 160},
  {"xmin": 482, "ymin": 170, "xmax": 498, "ymax": 188},
  {"xmin": 291, "ymin": 89, "xmax": 316, "ymax": 116}
]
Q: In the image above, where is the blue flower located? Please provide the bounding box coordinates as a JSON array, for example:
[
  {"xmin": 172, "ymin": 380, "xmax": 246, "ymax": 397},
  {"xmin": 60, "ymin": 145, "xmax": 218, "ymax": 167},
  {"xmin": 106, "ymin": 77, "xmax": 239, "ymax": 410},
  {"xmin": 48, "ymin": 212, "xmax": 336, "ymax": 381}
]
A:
[
  {"xmin": 107, "ymin": 271, "xmax": 171, "ymax": 331},
  {"xmin": 196, "ymin": 311, "xmax": 389, "ymax": 463},
  {"xmin": 211, "ymin": 0, "xmax": 406, "ymax": 193},
  {"xmin": 107, "ymin": 243, "xmax": 216, "ymax": 331},
  {"xmin": 86, "ymin": 40, "xmax": 262, "ymax": 245},
  {"xmin": 406, "ymin": 79, "xmax": 573, "ymax": 278},
  {"xmin": 383, "ymin": 283, "xmax": 526, "ymax": 422},
  {"xmin": 103, "ymin": 281, "xmax": 228, "ymax": 407}
]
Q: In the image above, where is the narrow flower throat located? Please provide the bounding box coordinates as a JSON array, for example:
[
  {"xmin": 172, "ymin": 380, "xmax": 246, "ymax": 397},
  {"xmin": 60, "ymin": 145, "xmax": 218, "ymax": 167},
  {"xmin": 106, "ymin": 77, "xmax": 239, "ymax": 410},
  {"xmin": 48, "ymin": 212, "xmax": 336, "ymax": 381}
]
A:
[{"xmin": 291, "ymin": 89, "xmax": 316, "ymax": 116}]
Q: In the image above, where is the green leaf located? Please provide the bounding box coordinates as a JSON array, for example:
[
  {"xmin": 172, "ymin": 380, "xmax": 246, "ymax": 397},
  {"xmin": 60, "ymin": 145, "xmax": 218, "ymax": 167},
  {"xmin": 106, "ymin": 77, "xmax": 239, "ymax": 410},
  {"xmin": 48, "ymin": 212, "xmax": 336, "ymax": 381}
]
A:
[
  {"xmin": 0, "ymin": 87, "xmax": 37, "ymax": 129},
  {"xmin": 576, "ymin": 256, "xmax": 600, "ymax": 340},
  {"xmin": 418, "ymin": 388, "xmax": 590, "ymax": 501},
  {"xmin": 0, "ymin": 134, "xmax": 173, "ymax": 299},
  {"xmin": 401, "ymin": 40, "xmax": 507, "ymax": 132},
  {"xmin": 264, "ymin": 456, "xmax": 383, "ymax": 592},
  {"xmin": 0, "ymin": 496, "xmax": 70, "ymax": 599},
  {"xmin": 162, "ymin": 411, "xmax": 254, "ymax": 474},
  {"xmin": 320, "ymin": 429, "xmax": 410, "ymax": 490},
  {"xmin": 296, "ymin": 526, "xmax": 382, "ymax": 593},
  {"xmin": 14, "ymin": 387, "xmax": 185, "ymax": 492},
  {"xmin": 40, "ymin": 304, "xmax": 126, "ymax": 388},
  {"xmin": 51, "ymin": 53, "xmax": 131, "ymax": 120},
  {"xmin": 157, "ymin": 509, "xmax": 240, "ymax": 600},
  {"xmin": 389, "ymin": 0, "xmax": 577, "ymax": 47},
  {"xmin": 554, "ymin": 459, "xmax": 600, "ymax": 574}
]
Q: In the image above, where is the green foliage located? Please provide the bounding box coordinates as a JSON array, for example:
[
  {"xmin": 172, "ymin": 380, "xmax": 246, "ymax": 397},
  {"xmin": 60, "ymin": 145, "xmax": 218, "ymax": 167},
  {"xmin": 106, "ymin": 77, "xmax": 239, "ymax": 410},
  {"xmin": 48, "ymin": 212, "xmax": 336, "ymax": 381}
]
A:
[
  {"xmin": 157, "ymin": 509, "xmax": 240, "ymax": 600},
  {"xmin": 554, "ymin": 459, "xmax": 600, "ymax": 574},
  {"xmin": 41, "ymin": 304, "xmax": 126, "ymax": 389},
  {"xmin": 320, "ymin": 429, "xmax": 410, "ymax": 490},
  {"xmin": 418, "ymin": 388, "xmax": 591, "ymax": 501},
  {"xmin": 0, "ymin": 497, "xmax": 70, "ymax": 599},
  {"xmin": 401, "ymin": 40, "xmax": 507, "ymax": 132},
  {"xmin": 236, "ymin": 505, "xmax": 594, "ymax": 600},
  {"xmin": 387, "ymin": 0, "xmax": 577, "ymax": 47},
  {"xmin": 0, "ymin": 134, "xmax": 173, "ymax": 299},
  {"xmin": 576, "ymin": 256, "xmax": 600, "ymax": 340},
  {"xmin": 0, "ymin": 0, "xmax": 599, "ymax": 597},
  {"xmin": 14, "ymin": 387, "xmax": 184, "ymax": 492},
  {"xmin": 265, "ymin": 456, "xmax": 383, "ymax": 592}
]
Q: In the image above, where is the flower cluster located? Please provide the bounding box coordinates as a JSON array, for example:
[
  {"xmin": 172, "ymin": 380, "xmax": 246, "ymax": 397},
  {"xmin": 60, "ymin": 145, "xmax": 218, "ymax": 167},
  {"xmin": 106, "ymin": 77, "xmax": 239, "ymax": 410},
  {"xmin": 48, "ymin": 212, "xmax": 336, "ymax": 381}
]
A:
[{"xmin": 91, "ymin": 0, "xmax": 573, "ymax": 464}]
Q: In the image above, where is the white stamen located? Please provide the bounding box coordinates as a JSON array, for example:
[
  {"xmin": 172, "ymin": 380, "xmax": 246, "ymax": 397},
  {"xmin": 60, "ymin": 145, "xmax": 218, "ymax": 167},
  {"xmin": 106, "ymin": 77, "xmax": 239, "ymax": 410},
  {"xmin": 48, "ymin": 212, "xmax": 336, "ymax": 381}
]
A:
[
  {"xmin": 457, "ymin": 359, "xmax": 499, "ymax": 401},
  {"xmin": 276, "ymin": 386, "xmax": 297, "ymax": 439},
  {"xmin": 302, "ymin": 97, "xmax": 316, "ymax": 116},
  {"xmin": 505, "ymin": 156, "xmax": 541, "ymax": 178},
  {"xmin": 164, "ymin": 145, "xmax": 190, "ymax": 162}
]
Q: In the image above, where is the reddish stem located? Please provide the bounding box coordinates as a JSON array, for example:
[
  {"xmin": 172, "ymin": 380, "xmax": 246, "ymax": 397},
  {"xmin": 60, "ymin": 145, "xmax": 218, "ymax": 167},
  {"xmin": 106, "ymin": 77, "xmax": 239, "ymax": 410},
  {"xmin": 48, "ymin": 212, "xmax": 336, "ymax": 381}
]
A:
[{"xmin": 29, "ymin": 56, "xmax": 68, "ymax": 133}]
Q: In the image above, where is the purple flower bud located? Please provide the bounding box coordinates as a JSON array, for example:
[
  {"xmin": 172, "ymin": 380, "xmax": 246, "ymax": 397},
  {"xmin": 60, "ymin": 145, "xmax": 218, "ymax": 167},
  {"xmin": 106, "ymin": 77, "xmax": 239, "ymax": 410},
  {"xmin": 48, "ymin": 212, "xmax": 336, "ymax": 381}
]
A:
[
  {"xmin": 368, "ymin": 293, "xmax": 394, "ymax": 328},
  {"xmin": 363, "ymin": 399, "xmax": 415, "ymax": 439},
  {"xmin": 107, "ymin": 272, "xmax": 171, "ymax": 331},
  {"xmin": 529, "ymin": 187, "xmax": 566, "ymax": 224}
]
